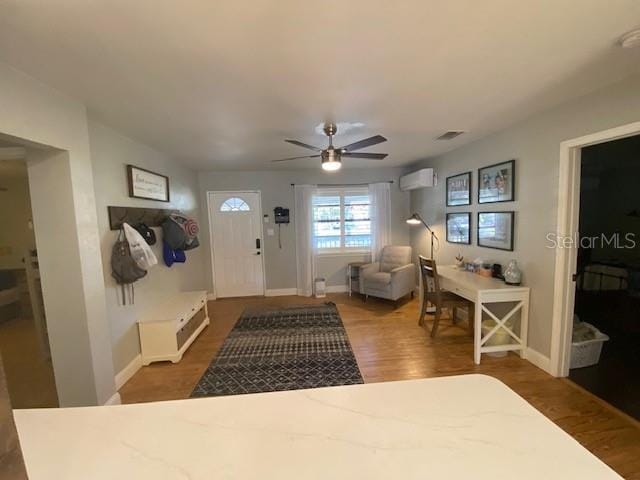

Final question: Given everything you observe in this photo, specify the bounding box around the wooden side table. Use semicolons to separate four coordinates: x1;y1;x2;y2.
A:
347;262;367;297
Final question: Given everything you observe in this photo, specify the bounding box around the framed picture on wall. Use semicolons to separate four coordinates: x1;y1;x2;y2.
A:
127;165;170;202
477;211;514;251
446;172;472;206
446;212;471;244
478;160;515;204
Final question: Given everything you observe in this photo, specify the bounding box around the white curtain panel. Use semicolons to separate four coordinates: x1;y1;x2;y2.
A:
369;182;391;261
294;184;317;296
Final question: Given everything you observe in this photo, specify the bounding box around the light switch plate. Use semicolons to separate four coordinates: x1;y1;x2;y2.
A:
267;228;275;236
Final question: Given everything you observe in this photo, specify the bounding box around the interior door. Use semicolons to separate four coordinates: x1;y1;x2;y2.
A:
210;192;264;297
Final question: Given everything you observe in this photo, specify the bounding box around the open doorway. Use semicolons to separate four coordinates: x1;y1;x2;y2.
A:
569;134;640;420
0;141;58;408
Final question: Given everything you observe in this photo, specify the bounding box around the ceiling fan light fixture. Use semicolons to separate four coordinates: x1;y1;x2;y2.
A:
321;148;342;171
321;157;342;171
321;161;341;171
273;122;387;170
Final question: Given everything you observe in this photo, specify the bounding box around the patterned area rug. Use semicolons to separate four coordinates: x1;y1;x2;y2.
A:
191;303;363;397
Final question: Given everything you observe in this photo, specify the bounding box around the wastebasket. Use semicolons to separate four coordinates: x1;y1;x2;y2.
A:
481;319;513;358
314;278;326;298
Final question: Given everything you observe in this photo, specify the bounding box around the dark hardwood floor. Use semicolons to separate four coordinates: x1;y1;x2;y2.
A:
120;293;640;479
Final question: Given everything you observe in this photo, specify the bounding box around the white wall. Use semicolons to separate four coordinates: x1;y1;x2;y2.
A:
0;60;116;406
198;168;410;293
0;174;36;270
89;120;206;373
407;73;640;358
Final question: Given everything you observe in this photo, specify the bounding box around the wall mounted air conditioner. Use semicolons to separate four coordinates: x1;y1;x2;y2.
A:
399;168;436;191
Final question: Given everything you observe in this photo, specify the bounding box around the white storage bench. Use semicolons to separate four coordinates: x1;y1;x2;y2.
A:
137;291;209;365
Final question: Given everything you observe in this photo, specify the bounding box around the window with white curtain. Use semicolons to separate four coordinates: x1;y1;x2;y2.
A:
312;188;371;253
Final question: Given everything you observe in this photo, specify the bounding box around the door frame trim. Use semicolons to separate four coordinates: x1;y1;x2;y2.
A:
206;190;267;298
550;121;640;377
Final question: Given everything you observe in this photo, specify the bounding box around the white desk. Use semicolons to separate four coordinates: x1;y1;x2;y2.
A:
422;265;530;364
14;375;619;479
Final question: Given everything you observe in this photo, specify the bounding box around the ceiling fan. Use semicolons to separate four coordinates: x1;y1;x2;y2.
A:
272;123;388;171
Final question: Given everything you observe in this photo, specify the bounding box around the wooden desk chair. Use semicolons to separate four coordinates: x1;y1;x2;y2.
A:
419;256;474;337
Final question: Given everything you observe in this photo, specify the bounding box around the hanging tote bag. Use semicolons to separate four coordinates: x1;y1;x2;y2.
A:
123;222;158;270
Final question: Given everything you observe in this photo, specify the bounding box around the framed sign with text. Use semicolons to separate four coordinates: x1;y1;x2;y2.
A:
127;165;170;202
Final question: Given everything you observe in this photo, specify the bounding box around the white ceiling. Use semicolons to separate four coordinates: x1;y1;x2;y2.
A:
0;1;639;171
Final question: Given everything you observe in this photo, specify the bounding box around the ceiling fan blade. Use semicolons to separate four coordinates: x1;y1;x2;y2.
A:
339;135;387;152
271;155;321;163
285;139;322;151
342;152;388;160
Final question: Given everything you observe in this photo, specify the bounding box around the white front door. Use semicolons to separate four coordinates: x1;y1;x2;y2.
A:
209;191;265;297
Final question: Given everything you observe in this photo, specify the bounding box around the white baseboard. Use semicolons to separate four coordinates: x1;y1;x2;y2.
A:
104;392;122;406
326;284;348;293
524;347;552;374
207;292;216;301
265;288;298;297
115;354;143;391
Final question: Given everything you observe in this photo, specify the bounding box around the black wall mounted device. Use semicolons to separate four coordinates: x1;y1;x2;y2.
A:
273;207;290;248
274;207;290;224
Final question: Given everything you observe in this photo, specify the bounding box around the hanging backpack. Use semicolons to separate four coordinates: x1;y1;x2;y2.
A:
162;213;200;251
111;228;147;305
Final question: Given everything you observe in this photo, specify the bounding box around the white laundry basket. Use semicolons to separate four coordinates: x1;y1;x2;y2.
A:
570;323;609;369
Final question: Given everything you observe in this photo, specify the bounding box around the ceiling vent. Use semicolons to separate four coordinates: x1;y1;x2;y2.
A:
436;131;465;141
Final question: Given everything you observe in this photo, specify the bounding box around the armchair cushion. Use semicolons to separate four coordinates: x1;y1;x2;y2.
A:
379;246;413;272
364;271;392;289
360;261;380;277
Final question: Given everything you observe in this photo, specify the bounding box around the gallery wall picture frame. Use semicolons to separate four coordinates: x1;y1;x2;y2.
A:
127;165;170;202
477;211;515;251
446;212;471;245
478;159;515;204
446;171;472;206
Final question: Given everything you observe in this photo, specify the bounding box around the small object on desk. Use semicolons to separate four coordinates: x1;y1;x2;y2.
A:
504;259;522;285
491;263;503;279
477;266;492;278
455;253;464;269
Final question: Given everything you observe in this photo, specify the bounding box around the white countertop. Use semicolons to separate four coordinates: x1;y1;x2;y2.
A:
14;375;619;479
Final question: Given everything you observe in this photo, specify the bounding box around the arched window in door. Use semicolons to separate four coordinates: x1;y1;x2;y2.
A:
220;197;250;212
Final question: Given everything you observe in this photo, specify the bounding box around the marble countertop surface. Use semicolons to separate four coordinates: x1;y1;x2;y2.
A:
14;375;620;479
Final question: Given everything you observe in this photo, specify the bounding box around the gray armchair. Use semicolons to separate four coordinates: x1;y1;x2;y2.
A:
361;246;416;303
